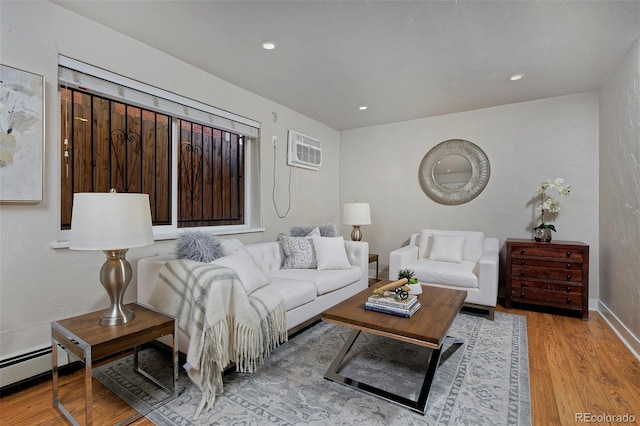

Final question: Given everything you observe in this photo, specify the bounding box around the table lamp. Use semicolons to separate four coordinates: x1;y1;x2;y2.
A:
69;190;154;326
343;202;371;241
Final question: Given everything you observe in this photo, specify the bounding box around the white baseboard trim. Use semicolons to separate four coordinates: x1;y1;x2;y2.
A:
597;301;640;361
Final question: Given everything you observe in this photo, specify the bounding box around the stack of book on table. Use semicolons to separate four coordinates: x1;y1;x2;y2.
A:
365;292;421;318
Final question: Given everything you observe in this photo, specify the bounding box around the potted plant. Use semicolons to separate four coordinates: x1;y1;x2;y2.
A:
533;178;571;242
397;268;422;295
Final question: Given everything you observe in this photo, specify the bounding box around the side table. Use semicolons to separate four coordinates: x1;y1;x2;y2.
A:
52;303;177;425
368;253;379;280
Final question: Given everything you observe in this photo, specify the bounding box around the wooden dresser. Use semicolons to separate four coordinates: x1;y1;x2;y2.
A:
505;239;589;320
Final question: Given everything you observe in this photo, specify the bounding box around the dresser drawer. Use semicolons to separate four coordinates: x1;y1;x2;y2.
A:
510;245;585;261
510;265;583;282
511;257;582;270
510;287;582;309
509;279;583;294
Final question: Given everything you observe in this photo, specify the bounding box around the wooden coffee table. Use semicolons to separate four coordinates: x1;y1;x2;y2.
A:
321;282;466;414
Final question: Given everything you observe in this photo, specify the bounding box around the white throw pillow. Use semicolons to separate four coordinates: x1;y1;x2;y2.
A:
419;230;485;262
460;231;485;263
219;238;245;257
305;227;321;238
428;234;467;263
211;248;270;293
312;236;351;270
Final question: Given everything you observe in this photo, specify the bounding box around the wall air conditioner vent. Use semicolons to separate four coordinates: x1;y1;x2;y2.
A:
287;130;322;171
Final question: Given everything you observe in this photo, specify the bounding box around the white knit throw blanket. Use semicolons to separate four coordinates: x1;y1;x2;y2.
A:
148;259;287;417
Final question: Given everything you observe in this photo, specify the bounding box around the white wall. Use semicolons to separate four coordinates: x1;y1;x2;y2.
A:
340;93;600;300
0;1;339;385
599;35;640;355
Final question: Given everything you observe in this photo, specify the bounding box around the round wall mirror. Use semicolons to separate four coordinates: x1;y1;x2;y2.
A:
432;154;472;190
419;139;490;205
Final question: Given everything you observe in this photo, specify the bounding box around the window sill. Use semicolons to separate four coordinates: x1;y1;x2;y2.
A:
50;226;266;249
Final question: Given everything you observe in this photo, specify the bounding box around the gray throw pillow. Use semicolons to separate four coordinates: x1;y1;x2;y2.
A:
290;223;337;237
175;231;223;263
280;235;317;269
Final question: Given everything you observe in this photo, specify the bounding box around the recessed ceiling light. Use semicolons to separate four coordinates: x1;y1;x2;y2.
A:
262;41;277;50
358;106;368;111
509;73;525;81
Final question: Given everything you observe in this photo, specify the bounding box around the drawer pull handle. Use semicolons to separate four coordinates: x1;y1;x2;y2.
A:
520;292;526;297
566;286;571;292
567;263;572;269
566;297;572;304
566;274;572;281
566;251;572;257
520;271;526;276
521;260;526;265
521;249;526;255
520;282;526;287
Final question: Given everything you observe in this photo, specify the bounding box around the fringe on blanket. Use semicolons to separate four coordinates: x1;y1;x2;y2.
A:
189;318;262;418
191;300;288;419
150;259;288;419
235;299;287;372
188;321;229;418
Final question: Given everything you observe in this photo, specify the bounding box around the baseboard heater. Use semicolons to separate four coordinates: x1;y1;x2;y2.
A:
0;346;73;396
0;346;51;370
0;341;170;396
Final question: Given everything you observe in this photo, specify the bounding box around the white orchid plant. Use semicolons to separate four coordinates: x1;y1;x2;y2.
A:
534;178;571;232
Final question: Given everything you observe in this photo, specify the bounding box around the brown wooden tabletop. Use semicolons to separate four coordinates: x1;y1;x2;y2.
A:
322;281;466;349
52;303;175;360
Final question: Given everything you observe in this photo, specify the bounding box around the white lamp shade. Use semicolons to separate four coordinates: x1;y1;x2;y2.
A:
343;203;371;225
69;192;154;250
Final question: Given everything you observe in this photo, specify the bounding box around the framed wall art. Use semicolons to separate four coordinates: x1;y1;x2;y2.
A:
0;64;45;202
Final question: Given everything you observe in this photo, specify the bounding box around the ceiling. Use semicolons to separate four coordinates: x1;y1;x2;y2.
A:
52;1;640;131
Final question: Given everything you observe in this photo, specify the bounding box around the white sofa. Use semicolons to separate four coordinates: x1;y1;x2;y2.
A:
389;229;498;319
137;239;369;352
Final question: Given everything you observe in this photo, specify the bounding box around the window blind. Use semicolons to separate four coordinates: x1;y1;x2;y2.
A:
58;55;260;138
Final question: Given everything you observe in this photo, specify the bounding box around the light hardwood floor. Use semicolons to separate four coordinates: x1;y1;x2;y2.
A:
1;306;639;425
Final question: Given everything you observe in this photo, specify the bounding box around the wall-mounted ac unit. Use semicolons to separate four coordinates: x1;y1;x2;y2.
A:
287;130;322;171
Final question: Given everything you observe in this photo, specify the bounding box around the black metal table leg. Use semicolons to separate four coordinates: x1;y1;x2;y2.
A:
324;331;462;414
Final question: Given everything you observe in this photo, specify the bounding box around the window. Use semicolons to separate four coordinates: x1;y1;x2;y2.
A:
177;120;244;228
58;56;260;237
60;88;172;229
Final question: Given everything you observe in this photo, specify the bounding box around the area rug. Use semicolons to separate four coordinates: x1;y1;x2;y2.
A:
93;311;530;425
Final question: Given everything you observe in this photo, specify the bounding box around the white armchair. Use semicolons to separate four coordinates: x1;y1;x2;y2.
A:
389;229;499;319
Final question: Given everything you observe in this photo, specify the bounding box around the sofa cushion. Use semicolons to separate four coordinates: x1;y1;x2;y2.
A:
428;234;466;263
211;248;270;293
244;241;285;276
265;278;317;311
418;230;485;263
270;266;361;295
312;236;351;270
409;259;478;289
